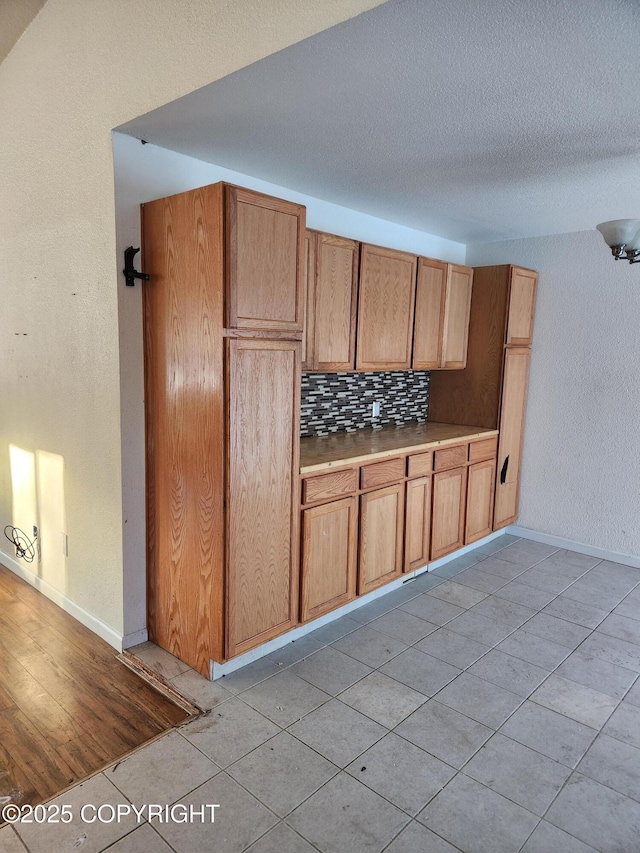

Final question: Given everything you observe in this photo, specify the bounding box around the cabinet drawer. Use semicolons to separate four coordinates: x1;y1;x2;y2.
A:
468;437;498;462
433;444;468;471
360;457;404;490
407;451;433;478
303;468;357;504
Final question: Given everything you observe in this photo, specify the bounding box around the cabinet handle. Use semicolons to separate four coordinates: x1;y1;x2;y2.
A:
500;455;509;485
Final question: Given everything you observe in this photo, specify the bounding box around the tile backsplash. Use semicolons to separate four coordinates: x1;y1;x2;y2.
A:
300;371;430;437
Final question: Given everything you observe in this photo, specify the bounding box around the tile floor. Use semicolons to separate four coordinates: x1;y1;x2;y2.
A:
3;534;640;852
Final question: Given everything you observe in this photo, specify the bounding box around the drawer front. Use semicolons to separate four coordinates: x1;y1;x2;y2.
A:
360;457;404;490
433;444;468;471
407;451;433;478
468;437;498;462
303;468;357;504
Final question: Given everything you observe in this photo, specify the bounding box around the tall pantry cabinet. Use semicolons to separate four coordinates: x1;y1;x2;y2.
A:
142;183;305;675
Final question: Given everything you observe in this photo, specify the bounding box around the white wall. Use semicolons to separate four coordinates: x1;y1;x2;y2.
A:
0;0;386;646
114;132;466;640
467;231;640;559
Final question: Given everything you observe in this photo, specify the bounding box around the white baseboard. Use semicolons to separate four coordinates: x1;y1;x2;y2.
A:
122;629;148;649
0;548;123;651
507;525;640;569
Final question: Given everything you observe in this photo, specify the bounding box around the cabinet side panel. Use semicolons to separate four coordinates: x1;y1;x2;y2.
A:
142;184;225;675
227;339;300;656
494;347;531;528
301;229;317;369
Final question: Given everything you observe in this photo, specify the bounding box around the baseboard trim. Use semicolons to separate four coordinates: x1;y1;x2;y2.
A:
507;525;640;569
0;548;123;650
122;629;149;649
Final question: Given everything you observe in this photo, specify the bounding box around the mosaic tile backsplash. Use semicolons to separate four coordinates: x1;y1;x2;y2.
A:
300;371;430;437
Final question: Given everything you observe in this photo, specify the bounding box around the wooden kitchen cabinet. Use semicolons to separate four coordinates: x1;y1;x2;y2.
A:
413;259;473;370
494;347;531;528
442;264;473;369
356;244;417;370
506;267;537;346
465;459;496;543
313;232;359;371
405;475;432;572
358;483;404;593
431;467;467;560
302;229;317;369
300;497;358;622
226;185;306;332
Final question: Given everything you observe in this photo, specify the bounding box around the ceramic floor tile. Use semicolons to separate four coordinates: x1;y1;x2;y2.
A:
499;700;597;767
520;820;598;853
414;627;492;670
153;772;278;853
332;625;407;668
541;597;608;629
180;697;279;768
306;615;361;645
383;821;461;853
106;730;218;805
227;731;336;817
0;828;26;853
602;701;640;749
426;580;488;609
132;643;191;679
263;636;325;669
348;596;398;624
291;646;372;696
345;732;455;816
338;670;427;728
411;569;450;587
170;669;232;711
555;649;638;699
532;556;593;582
104;825;175;852
240;670;331;726
399;595;465;626
597;613;640;646
624;678;640;707
431;551;482;576
395;700;492;769
530;674;618;729
368;609;438;645
472;534;521;556
469;556;529;580
496;541;558;566
521;613;591;649
287;699;386;767
543;550;601;570
469;596;536;628
453;566;510;594
286;772;409;853
578;632;640;673
466;649;548;697
445;611;515;646
417;773;538;853
496;628;571;670
613;598;640;623
577;733;640;802
546;773;640;853
244;822;317;853
516;567;574;594
379;648;461;697
464;732;571;815
588;560;640;587
434;672;523;728
561;578;630;612
219;657;283;694
493;580;556;610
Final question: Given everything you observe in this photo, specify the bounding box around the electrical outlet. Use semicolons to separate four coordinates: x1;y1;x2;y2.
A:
32;525;38;538
372;401;381;417
62;533;68;557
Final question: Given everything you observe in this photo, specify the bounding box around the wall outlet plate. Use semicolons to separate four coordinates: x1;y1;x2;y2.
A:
372;401;381;417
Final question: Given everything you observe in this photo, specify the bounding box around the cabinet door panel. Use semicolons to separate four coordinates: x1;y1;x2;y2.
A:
356;245;417;370
301;498;357;622
302;229;317;369
441;265;473;369
466;460;496;544
507;268;537;346
358;484;404;594
227;339;300;657
405;476;432;573
226;186;305;331
431;468;467;560
314;234;359;370
413;258;446;369
494;347;530;528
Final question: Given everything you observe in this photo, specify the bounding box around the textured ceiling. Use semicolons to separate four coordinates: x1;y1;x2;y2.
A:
0;0;47;65
118;0;640;244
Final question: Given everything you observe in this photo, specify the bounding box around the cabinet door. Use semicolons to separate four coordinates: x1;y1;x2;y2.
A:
413;257;447;369
431;467;467;560
226;186;305;332
441;264;473;369
301;498;357;622
494;347;531;529
405;476;432;573
314;233;359;370
465;460;496;544
356;245;417;370
506;267;537;346
226;338;300;657
358;484;404;594
302;229;317;369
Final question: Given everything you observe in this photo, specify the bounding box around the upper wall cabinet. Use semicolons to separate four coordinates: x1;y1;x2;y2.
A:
413;259;473;370
225;186;306;332
301;229;316;369
356;244;417;370
314;233;360;371
506;267;537;346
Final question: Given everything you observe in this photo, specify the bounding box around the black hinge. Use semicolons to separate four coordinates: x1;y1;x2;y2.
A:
123;246;150;287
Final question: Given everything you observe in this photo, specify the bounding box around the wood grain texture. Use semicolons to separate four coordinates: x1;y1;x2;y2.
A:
441;264;473;369
407;451;433;478
300;497;358;622
507;267;537;346
142;183;225;675
413;257;447;369
358;484;404;594
0;564;185;809
302;229;317;369
466;459;496;543
356;244;417;370
469;436;498;462
313;232;360;370
226;185;305;331
433;444;468;472
360;457;405;490
405;476;432;573
226;338;301;657
431;467;468;560
302;468;358;505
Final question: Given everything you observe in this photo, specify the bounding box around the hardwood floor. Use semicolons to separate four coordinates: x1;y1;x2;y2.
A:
0;563;187;808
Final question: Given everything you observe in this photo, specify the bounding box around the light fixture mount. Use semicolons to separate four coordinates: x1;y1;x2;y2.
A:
596;220;640;264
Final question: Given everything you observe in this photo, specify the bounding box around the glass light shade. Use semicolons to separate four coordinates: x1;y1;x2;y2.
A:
596;219;640;248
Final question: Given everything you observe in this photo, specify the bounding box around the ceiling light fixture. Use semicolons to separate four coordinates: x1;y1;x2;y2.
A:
596;220;640;264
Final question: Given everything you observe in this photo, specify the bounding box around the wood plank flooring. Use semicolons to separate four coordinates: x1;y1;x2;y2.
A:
0;563;187;808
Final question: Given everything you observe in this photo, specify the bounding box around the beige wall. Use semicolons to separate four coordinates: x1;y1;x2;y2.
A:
0;0;386;642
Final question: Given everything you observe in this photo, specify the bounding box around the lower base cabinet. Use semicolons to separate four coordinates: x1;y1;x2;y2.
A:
358;484;404;594
466;459;496;543
300;497;358;622
431;467;468;560
405;475;432;572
